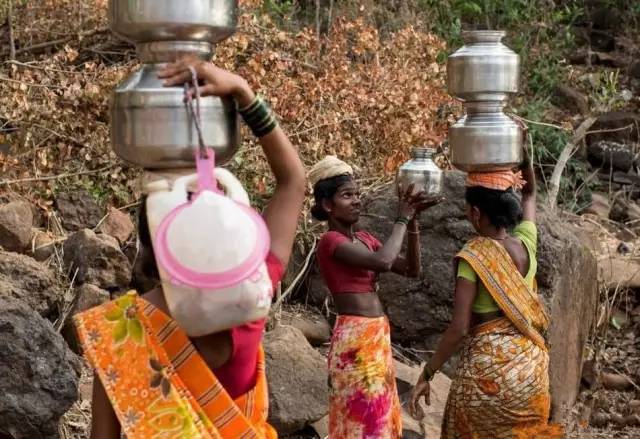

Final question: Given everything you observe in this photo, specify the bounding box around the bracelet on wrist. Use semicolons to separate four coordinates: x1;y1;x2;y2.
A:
423;364;436;382
238;95;279;138
395;217;410;226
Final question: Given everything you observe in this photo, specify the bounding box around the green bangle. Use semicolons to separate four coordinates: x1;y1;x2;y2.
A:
395;217;410;226
238;95;279;138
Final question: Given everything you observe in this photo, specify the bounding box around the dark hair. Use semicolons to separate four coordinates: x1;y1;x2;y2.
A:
311;174;353;221
132;196;160;290
465;186;522;231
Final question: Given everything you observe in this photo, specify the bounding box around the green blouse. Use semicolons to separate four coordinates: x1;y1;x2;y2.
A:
456;221;538;314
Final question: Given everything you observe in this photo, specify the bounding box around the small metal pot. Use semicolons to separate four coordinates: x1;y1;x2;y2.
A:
111;65;239;169
108;0;237;44
396;148;443;195
447;30;520;102
449;102;523;172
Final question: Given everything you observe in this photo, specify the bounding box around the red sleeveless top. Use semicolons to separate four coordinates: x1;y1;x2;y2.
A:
212;252;283;398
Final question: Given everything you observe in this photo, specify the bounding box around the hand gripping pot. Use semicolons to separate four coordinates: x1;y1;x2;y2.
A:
149;149;272;336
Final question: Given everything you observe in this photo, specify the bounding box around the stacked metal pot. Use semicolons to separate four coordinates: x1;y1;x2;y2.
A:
447;30;523;172
108;0;239;169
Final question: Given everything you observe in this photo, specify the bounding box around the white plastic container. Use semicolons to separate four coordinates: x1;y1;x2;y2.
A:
144;152;272;336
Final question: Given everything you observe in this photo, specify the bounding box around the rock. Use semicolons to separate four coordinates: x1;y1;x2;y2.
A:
55;190;103;232
63;229;132;290
328;171;598;421
310;416;328;439
62;284;110;353
0;200;34;253
0;296;80;439
586;112;640;147
553;84;589;115
394;360;451;438
0;250;62;317
630;400;640;415
587;141;635;172
72;283;111;313
31;230;56;262
97;207;134;244
279;309;331;347
583;192;611;218
265;325;328;434
590;411;610;428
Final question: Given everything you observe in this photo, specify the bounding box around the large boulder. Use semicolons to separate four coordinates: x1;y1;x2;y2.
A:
0;200;34;253
264;325;328;434
587;140;635;172
0;296;80;439
0;250;63;318
54;190;103;232
307;171;598;421
63;229;132;290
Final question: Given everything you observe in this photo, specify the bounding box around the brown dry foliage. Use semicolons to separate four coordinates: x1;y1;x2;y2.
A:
0;0;453;216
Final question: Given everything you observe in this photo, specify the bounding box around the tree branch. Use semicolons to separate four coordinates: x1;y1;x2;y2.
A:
547;117;597;210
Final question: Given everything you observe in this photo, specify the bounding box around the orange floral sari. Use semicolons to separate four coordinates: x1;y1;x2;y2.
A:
442;238;564;439
74;291;276;438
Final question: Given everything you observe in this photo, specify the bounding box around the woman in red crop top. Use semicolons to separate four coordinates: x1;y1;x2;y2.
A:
309;156;441;438
87;58;306;438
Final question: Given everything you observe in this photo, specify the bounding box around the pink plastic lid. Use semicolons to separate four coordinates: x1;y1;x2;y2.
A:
154;149;270;289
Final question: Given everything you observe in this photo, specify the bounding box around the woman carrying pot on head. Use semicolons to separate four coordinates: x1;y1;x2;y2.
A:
74;57;306;439
309;156;442;438
408;149;564;438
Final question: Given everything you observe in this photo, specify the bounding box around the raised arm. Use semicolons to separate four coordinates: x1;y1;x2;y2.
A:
333;186;418;273
159;57;306;267
520;146;536;223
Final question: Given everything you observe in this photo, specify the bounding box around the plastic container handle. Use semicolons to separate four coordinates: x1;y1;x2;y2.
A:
172;169;249;206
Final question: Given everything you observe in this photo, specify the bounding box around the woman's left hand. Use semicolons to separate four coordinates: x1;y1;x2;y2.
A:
408;379;431;420
157;55;254;106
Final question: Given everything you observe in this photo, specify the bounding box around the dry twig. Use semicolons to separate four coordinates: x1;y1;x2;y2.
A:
0;164;116;186
548;117;597;209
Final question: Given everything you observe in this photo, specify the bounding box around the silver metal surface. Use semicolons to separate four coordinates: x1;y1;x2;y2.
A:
136;41;213;64
447;30;520;102
111;65;240;169
449;102;523;172
108;0;237;44
396;148;443;195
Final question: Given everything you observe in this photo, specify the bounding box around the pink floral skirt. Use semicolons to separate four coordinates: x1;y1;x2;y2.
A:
328;315;402;439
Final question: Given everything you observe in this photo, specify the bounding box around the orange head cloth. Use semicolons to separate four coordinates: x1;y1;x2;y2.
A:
466;170;525;191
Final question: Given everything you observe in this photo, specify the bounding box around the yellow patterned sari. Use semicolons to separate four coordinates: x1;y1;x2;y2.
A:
442;238;564;439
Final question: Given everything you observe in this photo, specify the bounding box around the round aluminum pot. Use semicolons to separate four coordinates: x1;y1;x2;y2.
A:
396;148;443;195
447;30;520;102
111;65;239;169
449;102;522;172
108;0;237;44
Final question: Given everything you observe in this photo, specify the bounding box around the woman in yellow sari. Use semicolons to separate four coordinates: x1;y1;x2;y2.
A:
408;150;563;438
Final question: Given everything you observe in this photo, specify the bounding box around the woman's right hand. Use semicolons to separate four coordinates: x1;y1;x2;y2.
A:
157;55;255;107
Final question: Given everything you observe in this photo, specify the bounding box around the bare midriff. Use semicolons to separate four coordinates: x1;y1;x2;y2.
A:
333;292;385;318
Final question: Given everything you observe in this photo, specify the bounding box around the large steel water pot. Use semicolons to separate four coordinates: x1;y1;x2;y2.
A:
396;148;443;195
111;65;239;169
449;102;523;172
109;0;237;44
447;30;520;102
